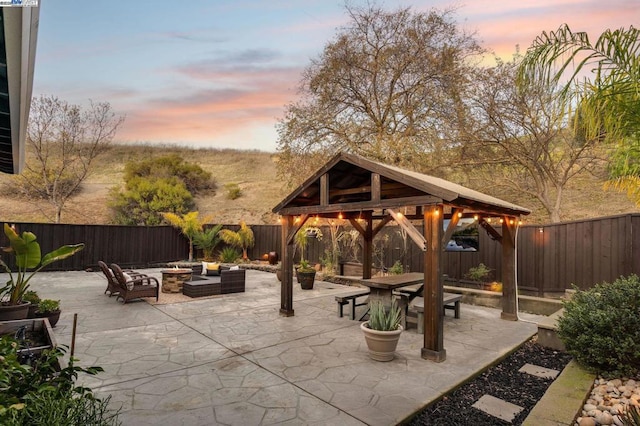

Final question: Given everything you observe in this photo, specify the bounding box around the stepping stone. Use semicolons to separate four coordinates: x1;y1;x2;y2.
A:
472;394;524;423
519;363;560;379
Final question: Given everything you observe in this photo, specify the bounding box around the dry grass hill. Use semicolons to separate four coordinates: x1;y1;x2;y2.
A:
0;143;637;226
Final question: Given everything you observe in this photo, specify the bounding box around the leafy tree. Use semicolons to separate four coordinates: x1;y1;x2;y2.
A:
109;177;194;225
518;25;640;204
13;95;124;223
193;224;224;261
455;55;602;222
162;212;213;262
219;221;255;261
110;155;212;225
124;154;213;193
276;4;483;186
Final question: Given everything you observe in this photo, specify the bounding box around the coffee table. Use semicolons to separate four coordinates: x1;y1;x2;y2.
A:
182;276;221;298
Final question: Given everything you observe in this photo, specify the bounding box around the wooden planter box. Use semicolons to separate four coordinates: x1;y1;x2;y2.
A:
0;318;57;358
339;262;381;277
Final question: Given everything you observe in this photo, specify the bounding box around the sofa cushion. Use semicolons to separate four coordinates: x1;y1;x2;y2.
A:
202;262;221;276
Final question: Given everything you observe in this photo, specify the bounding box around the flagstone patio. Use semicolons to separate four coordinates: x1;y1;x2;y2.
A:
23;268;543;425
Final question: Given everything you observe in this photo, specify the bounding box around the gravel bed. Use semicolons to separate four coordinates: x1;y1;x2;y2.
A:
408;338;573;425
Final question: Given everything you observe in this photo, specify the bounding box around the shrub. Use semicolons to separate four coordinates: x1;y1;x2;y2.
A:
557;275;640;377
224;182;242;200
219;247;240;263
464;263;492;281
388;260;404;275
37;299;60;313
21;291;40;305
0;336;120;424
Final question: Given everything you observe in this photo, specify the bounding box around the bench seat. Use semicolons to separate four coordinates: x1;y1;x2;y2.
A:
408;292;462;333
335;289;370;320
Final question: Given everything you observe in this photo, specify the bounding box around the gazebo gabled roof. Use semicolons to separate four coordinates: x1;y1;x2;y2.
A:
273;151;530;218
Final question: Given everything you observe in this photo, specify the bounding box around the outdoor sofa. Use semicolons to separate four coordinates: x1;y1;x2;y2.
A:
183;264;246;297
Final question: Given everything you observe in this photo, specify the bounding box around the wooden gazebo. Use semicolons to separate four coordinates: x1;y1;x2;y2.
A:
272;152;530;362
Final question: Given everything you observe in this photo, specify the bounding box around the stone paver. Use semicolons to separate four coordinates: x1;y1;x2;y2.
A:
519;363;560;380
16;268;543;425
472;394;524;423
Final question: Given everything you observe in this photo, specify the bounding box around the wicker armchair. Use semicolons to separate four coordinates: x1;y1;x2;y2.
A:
98;261;146;297
110;263;159;304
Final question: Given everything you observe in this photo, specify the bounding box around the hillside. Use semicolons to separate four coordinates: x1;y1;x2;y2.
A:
0;143;637;225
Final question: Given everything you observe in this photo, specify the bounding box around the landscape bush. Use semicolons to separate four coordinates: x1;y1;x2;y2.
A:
0;336;120;424
224;182;242;200
557;274;640;377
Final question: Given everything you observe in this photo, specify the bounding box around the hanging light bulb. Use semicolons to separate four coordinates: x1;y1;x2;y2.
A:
338;212;343;220
473;214;479;221
457;212;462;218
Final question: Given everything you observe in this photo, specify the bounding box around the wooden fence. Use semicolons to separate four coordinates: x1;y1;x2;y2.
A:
2;214;639;295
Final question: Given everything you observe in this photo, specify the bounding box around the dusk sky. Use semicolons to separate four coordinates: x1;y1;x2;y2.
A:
33;0;638;152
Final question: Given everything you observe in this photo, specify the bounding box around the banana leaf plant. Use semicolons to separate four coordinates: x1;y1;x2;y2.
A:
0;224;84;305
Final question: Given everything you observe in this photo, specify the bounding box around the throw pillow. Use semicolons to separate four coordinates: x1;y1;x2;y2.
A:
122;272;134;290
201;261;208;276
229;265;240;270
206;262;220;276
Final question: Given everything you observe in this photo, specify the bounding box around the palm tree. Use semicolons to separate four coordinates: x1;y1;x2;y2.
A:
193;224;223;261
518;24;640;203
518;24;639;141
162;211;212;262
219;221;255;261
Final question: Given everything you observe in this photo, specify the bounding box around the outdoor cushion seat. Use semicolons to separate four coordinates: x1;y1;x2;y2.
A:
110;263;159;304
98;260;145;297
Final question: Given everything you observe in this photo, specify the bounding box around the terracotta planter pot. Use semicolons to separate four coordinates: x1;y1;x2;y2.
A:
0;302;31;321
360;322;403;361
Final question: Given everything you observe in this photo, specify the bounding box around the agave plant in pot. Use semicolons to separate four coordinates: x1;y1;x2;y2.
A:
0;224;84;321
361;298;403;361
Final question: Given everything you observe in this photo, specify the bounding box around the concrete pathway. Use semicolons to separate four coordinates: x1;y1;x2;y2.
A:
23;269;543;426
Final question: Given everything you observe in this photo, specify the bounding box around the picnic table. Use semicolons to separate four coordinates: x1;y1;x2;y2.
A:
359;272;424;326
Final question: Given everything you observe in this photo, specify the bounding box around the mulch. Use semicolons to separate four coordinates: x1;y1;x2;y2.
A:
408;338;573;425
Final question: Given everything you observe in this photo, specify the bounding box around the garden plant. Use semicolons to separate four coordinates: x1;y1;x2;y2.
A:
558;274;640;377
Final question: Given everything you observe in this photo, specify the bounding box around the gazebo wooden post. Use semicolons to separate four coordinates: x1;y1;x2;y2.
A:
362;211;373;279
501;218;518;321
422;204;446;362
280;215;295;317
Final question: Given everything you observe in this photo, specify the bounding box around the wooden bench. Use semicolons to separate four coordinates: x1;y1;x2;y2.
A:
335;289;370;320
409;293;463;333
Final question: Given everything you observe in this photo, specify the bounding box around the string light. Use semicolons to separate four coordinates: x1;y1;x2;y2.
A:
473;214;479;221
509;219;515;225
457;212;462;218
434;209;439;217
486;218;491;223
338;212;343;220
499;218;504;224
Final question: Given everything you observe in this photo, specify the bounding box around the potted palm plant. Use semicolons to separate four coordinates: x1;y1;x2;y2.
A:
0;223;84;321
360;298;403;361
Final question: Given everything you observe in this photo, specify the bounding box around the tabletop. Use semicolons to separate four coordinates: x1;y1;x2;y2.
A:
360;272;424;290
